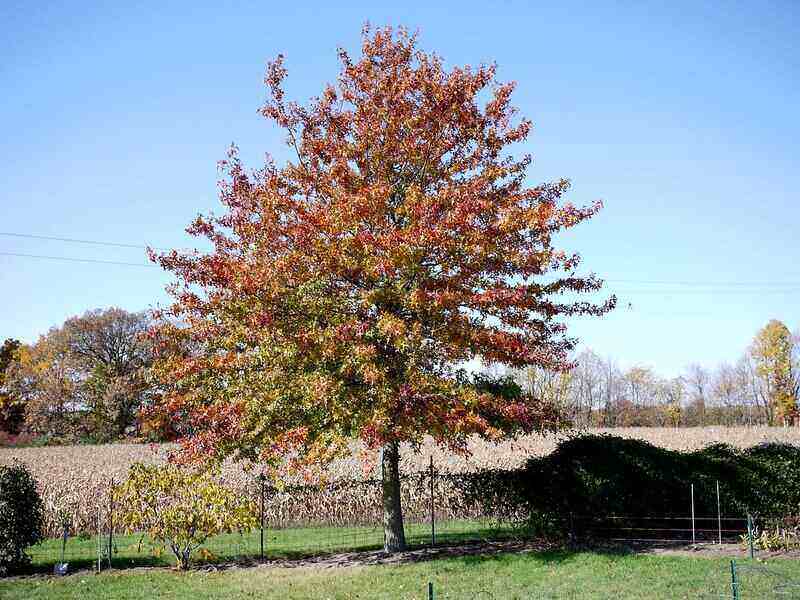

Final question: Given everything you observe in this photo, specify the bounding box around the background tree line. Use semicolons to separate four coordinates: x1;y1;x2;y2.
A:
0;308;162;444
0;310;797;445
512;319;799;428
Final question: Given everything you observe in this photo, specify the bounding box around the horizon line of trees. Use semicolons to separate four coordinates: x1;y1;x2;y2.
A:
0;308;160;444
0;308;797;445
511;319;799;428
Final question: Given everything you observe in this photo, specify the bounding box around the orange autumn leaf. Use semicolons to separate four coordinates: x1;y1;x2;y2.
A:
148;25;615;471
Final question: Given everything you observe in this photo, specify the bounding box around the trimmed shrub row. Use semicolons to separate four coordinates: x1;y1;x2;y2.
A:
460;434;800;535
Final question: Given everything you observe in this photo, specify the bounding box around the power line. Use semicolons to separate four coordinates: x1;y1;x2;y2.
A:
614;289;800;295
2;252;799;296
0;252;795;324
0;252;158;268
2;231;800;291
0;231;167;250
607;278;800;287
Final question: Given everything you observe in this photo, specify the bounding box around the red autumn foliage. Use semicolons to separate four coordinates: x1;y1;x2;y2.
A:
149;26;615;473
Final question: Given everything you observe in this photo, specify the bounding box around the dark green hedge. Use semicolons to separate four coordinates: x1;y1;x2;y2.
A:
459;434;800;535
0;463;44;576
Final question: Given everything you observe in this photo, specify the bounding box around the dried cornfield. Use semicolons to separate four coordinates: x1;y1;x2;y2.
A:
2;427;798;538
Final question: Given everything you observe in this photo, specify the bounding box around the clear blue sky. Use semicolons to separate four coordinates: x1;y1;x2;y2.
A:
1;1;798;377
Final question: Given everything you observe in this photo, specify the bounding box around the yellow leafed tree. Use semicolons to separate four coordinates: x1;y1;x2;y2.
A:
750;320;799;425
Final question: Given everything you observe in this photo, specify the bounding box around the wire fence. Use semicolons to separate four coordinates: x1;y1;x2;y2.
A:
21;461;796;599
570;514;749;544
25;463;516;573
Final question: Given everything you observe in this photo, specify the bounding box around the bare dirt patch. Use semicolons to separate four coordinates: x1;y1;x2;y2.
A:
640;541;800;560
251;539;551;570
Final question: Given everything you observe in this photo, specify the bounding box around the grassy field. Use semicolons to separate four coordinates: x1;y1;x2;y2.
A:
3;427;799;538
24;520;509;573
3;550;799;599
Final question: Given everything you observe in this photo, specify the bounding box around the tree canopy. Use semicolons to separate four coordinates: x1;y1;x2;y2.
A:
751;319;799;424
150;26;614;550
0;339;24;434
5;308;154;441
151;26;614;467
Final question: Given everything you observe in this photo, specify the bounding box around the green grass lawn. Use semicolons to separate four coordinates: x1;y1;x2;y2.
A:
2;550;799;599
6;520;799;598
23;519;511;573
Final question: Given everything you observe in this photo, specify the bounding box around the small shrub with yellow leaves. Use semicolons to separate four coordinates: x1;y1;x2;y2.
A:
113;463;256;569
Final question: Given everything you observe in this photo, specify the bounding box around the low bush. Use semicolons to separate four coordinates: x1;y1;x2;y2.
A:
113;463;257;569
0;463;44;575
745;516;800;551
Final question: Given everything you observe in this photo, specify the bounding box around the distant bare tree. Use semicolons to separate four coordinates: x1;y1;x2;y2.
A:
570;350;605;426
683;364;709;427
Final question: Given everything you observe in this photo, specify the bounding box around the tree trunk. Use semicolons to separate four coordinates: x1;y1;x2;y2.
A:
381;441;406;553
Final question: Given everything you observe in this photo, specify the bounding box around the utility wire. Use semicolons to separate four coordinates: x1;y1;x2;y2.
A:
1;251;799;296
0;231;168;251
0;252;158;268
613;289;800;295
606;278;800;287
2;231;800;291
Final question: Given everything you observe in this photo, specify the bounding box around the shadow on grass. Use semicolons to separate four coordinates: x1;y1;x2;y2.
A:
18;553;167;576
17;525;690;578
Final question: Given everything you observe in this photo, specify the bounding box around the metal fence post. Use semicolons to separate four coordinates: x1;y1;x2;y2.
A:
747;513;754;559
108;478;114;568
60;520;68;571
691;483;696;544
730;560;739;600
96;507;102;573
716;480;722;545
259;473;266;560
430;456;436;547
428;581;434;600
569;512;575;542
